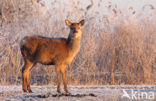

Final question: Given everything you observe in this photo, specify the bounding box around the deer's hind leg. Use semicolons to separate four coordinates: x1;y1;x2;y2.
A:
22;59;34;93
56;67;61;93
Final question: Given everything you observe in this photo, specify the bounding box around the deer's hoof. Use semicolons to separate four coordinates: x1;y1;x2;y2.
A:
57;89;61;93
23;89;27;92
28;89;33;93
65;92;71;96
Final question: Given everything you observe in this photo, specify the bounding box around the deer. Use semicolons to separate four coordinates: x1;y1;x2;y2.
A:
20;19;85;93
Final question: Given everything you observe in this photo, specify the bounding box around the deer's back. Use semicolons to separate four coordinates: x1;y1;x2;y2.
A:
20;36;74;65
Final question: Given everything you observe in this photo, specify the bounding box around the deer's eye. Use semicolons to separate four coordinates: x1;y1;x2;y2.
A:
71;27;75;30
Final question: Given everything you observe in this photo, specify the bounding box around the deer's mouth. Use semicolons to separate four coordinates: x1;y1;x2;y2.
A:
74;30;78;33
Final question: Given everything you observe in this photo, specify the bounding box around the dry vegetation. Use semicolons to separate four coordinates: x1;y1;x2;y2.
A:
0;0;156;85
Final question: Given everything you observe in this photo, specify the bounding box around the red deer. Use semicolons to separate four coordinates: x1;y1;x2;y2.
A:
20;19;85;93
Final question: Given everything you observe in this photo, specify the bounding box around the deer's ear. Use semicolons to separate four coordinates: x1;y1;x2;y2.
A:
65;19;72;26
79;19;85;26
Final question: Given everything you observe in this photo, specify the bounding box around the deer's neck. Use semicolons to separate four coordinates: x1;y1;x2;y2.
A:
67;31;82;51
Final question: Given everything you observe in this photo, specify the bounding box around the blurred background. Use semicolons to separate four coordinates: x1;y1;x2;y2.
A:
0;0;156;85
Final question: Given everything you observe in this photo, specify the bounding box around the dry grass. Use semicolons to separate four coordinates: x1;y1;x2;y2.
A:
0;0;156;85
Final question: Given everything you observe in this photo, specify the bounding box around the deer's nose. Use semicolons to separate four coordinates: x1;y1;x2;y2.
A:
73;29;78;33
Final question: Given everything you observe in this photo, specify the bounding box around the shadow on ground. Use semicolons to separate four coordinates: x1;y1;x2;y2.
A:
24;93;97;98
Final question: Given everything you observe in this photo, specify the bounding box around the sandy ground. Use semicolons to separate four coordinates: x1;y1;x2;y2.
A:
0;85;156;101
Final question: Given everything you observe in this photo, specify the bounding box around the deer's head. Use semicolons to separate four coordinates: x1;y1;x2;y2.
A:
65;19;85;39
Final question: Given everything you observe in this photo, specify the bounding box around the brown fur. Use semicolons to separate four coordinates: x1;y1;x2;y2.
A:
20;19;85;93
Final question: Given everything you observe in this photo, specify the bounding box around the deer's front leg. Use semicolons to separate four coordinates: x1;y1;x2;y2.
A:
61;66;68;93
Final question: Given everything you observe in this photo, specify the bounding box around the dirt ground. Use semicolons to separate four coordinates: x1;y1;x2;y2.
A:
0;85;156;101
